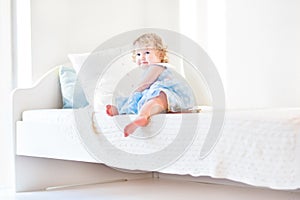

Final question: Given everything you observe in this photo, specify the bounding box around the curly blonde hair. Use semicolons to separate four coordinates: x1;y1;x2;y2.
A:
132;33;168;63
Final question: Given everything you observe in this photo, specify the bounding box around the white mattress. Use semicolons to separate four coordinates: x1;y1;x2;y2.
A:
17;108;300;189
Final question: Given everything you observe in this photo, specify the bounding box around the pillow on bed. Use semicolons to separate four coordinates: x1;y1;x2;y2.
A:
67;49;137;112
58;66;89;109
67;48;123;74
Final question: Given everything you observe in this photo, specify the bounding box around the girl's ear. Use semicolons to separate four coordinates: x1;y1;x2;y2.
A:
160;50;168;63
156;50;165;62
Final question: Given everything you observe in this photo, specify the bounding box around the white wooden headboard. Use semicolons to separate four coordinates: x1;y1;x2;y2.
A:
12;66;62;128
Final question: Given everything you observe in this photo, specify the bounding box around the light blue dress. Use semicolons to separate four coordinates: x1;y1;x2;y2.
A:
116;64;195;114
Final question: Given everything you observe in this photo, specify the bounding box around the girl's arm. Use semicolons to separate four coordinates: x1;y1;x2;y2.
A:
134;64;165;92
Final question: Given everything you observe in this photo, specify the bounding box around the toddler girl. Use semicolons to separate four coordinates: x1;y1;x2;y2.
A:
106;33;195;137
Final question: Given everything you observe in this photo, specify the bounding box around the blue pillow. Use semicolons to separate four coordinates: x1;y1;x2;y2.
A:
59;66;89;108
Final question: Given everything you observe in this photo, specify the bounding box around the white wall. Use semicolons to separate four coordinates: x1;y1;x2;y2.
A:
179;0;208;50
226;0;300;108
179;0;300;109
144;0;180;31
31;0;181;82
31;0;144;81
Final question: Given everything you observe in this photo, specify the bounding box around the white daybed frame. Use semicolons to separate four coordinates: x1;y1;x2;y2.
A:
12;67;299;196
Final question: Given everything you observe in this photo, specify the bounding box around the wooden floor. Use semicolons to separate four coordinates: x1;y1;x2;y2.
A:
1;178;299;200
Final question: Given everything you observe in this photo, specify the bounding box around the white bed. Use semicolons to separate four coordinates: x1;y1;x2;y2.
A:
16;107;300;190
12;66;300;193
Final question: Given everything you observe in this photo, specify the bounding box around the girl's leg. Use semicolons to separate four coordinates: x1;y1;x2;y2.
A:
106;105;119;116
124;92;168;137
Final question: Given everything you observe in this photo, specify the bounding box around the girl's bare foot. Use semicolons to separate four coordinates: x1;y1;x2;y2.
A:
124;116;149;137
106;105;119;116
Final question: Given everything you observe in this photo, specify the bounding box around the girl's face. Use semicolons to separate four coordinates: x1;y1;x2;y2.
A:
135;48;161;66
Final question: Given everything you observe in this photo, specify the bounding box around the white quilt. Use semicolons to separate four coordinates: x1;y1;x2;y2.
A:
20;108;300;189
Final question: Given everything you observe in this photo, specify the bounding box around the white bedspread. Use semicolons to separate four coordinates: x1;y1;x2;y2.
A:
19;108;300;189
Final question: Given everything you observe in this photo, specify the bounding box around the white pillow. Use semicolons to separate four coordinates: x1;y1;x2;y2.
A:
68;50;137;112
67;47;127;74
